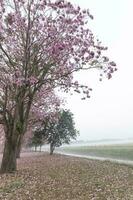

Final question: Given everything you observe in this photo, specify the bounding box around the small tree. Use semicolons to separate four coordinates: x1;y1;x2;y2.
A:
41;110;78;155
28;129;44;152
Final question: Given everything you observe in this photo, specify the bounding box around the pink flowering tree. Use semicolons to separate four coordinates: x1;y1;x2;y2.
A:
16;88;61;158
0;0;116;173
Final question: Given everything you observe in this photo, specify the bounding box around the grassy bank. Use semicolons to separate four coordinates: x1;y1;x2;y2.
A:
61;144;133;160
0;152;133;199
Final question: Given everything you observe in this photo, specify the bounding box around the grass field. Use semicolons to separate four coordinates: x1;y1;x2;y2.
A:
61;144;133;160
0;152;133;200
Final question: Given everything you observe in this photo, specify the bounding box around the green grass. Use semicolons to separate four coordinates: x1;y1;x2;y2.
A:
61;144;133;160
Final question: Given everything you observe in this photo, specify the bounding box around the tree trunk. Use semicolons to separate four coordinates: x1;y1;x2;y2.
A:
16;141;21;158
35;146;37;152
16;135;23;158
0;92;33;174
50;143;55;155
40;145;42;152
0;134;19;173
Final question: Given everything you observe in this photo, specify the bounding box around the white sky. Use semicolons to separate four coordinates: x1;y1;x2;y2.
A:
65;0;133;141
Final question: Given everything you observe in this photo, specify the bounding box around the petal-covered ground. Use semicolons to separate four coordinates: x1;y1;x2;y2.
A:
0;152;133;200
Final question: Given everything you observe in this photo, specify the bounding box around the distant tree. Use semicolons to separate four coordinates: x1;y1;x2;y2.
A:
28;129;44;152
42;110;79;155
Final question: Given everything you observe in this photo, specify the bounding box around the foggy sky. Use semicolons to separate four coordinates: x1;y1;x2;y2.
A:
65;0;133;140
